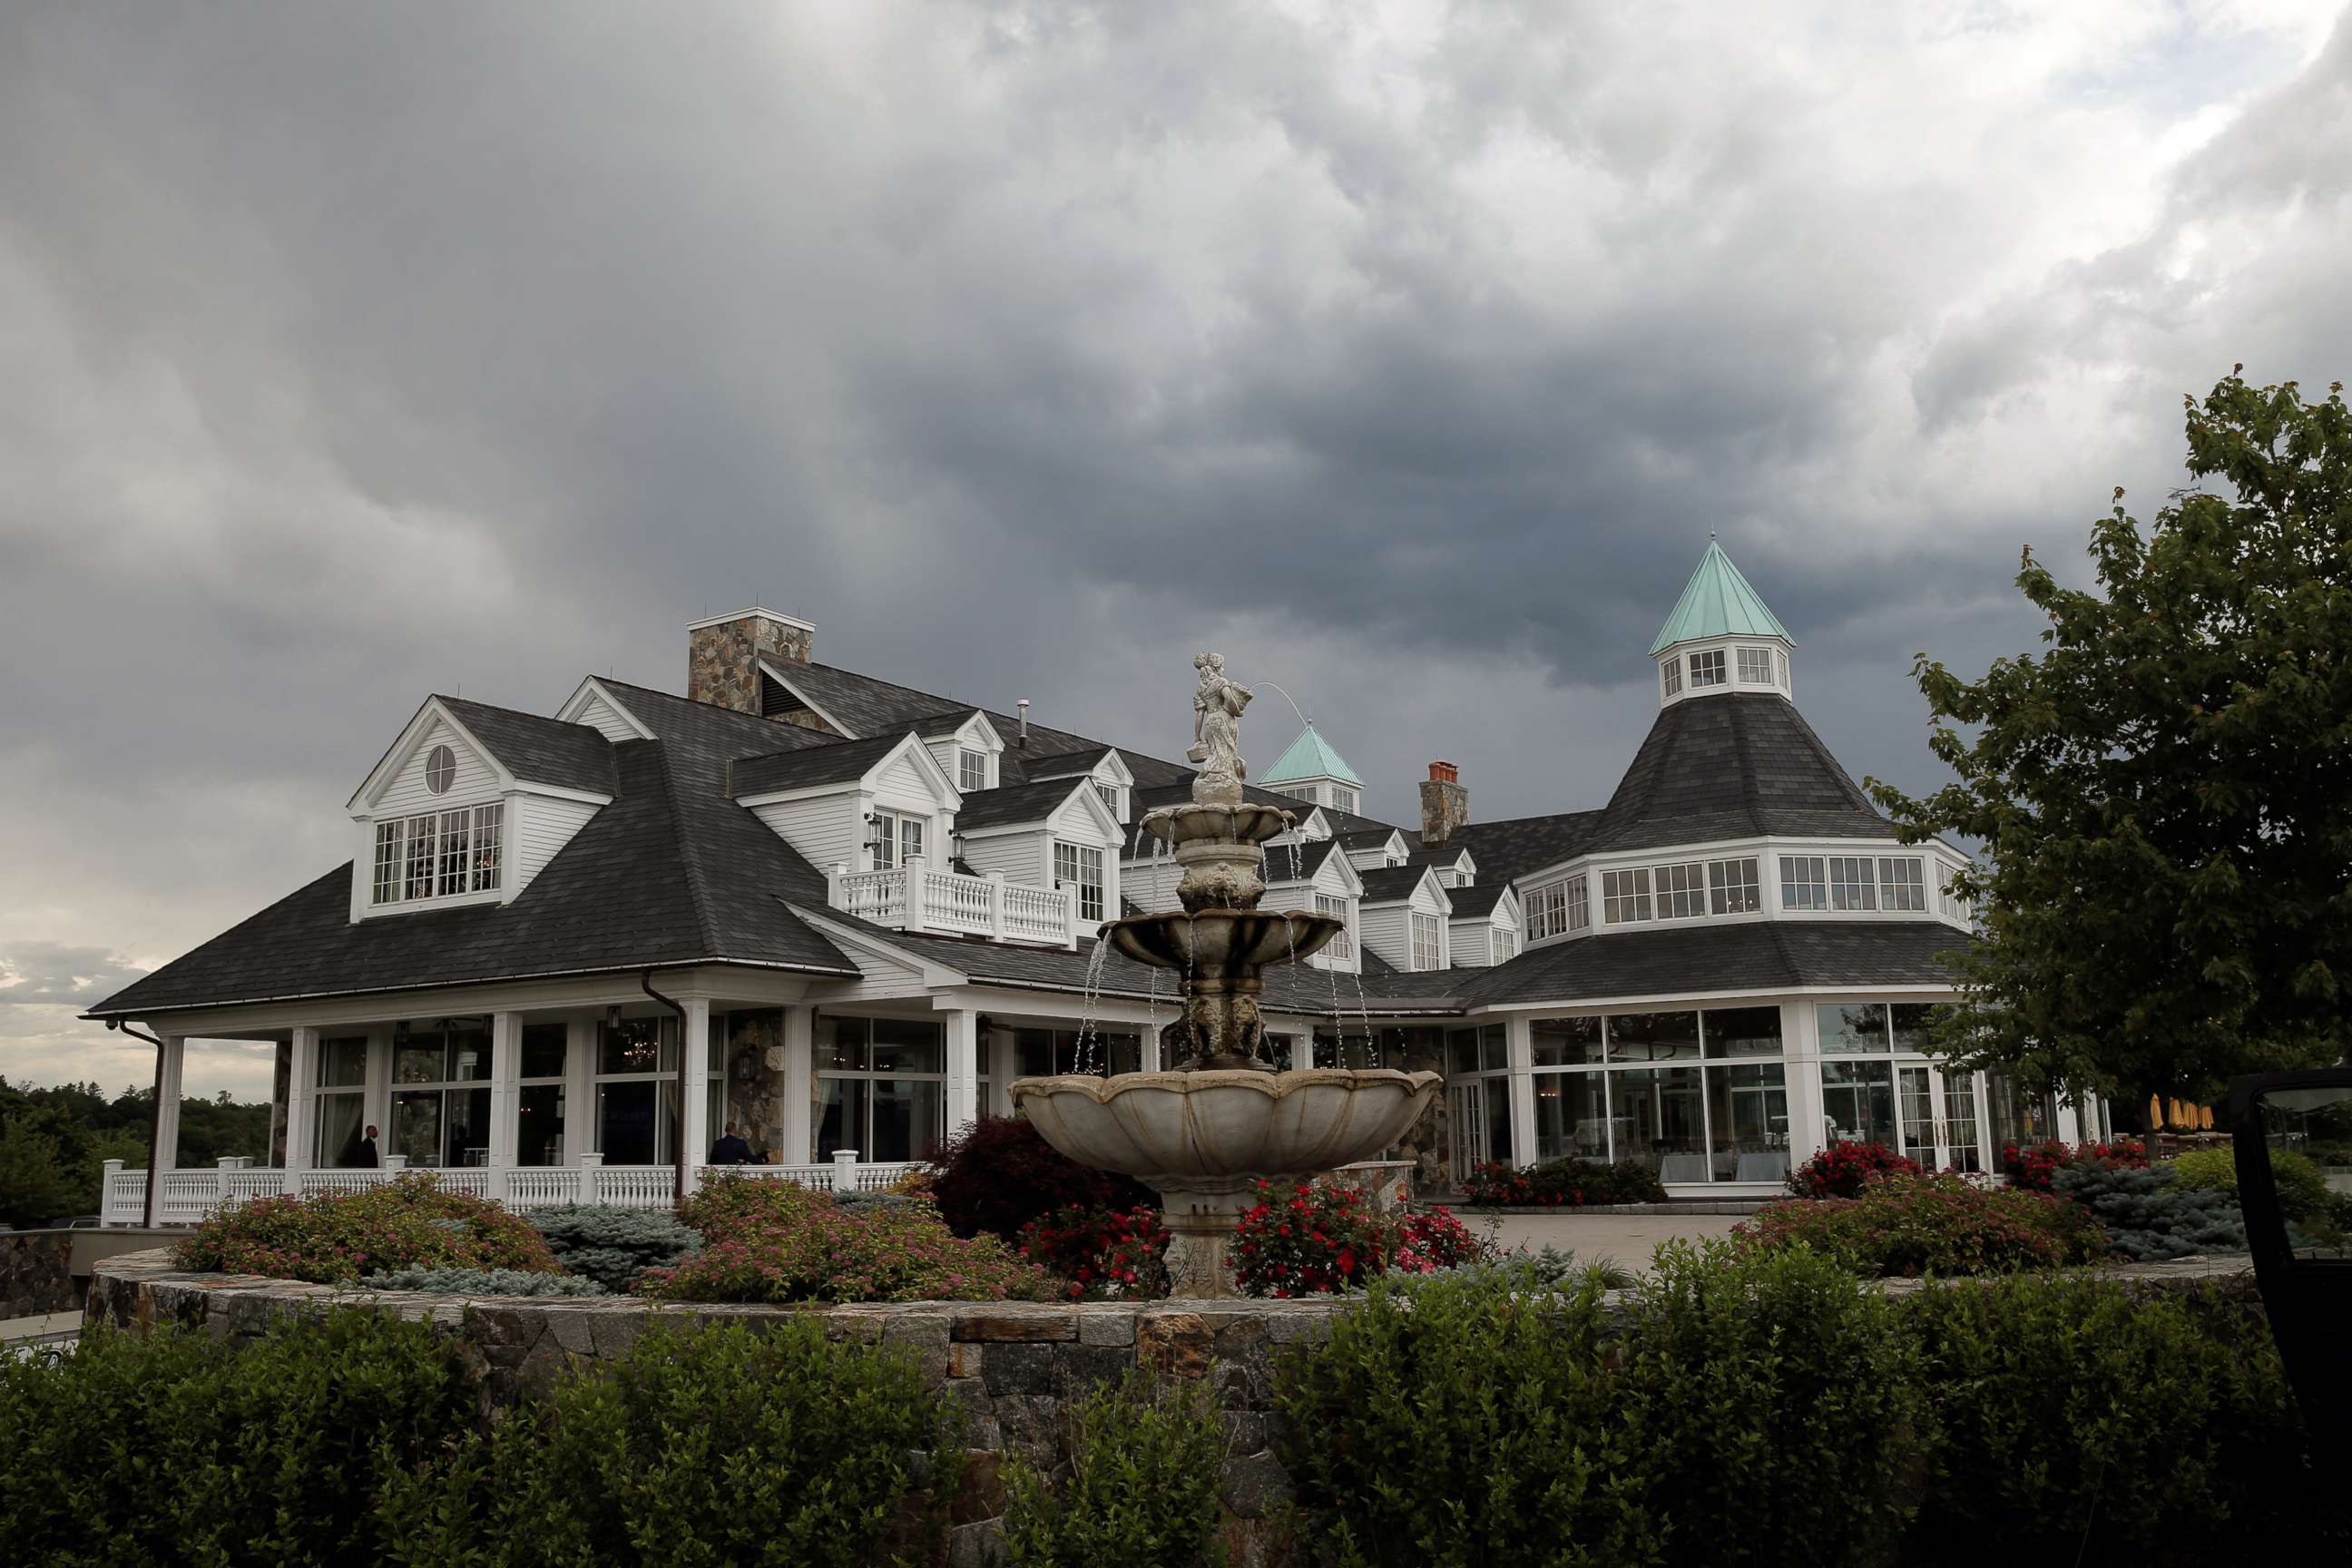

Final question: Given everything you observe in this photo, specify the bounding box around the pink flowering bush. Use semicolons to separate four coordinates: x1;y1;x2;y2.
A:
642;1176;1054;1304
1787;1142;1925;1199
170;1173;559;1284
2001;1136;2147;1191
1738;1172;2105;1278
1017;1203;1171;1299
1230;1181;1491;1297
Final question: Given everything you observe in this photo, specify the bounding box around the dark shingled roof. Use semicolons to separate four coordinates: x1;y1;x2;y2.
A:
1357;865;1446;906
436;696;622;796
1442;880;1512;918
1442;811;1602;887
956;778;1097;833
1581;693;1896;852
1264;838;1343;882
1022;745;1113;779
1338;827;1405;852
731;732;916;798
1460;919;1969;1005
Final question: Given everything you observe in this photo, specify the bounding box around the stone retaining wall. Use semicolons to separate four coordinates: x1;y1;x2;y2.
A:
4;1230;79;1319
84;1250;2257;1566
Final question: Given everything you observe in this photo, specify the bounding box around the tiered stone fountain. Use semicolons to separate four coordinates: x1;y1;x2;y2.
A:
1010;653;1440;1297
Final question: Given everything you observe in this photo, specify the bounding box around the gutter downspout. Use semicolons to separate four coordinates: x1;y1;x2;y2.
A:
106;1020;169;1230
641;972;691;1205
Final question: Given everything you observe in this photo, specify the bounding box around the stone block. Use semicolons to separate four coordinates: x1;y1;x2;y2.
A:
948;1520;1008;1568
882;1310;953;1348
981;1341;1059;1397
950;1450;1007;1526
1219;1449;1294;1519
1221;1410;1268;1455
1057;1343;1133;1391
1137;1311;1212;1379
947;1341;984;1379
1077;1308;1136;1346
952;1307;1077;1342
993;1394;1062;1455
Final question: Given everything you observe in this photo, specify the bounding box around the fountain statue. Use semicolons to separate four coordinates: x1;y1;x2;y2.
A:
1009;654;1441;1297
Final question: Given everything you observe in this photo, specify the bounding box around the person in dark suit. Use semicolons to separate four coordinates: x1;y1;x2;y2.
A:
351;1124;380;1168
708;1122;754;1165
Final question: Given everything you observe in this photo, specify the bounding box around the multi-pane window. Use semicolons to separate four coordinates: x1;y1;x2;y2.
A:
818;1014;946;1162
1602;867;1652;925
1654;861;1705;918
1939;873;1968;922
1528;1008;1790;1184
312;1036;370;1167
1708;857;1760;914
1054;841;1104;922
404;813;438;900
1316;893;1353;960
1779;855;1828;911
1331;786;1359;815
375;804;503;907
1094;781;1120;817
870;810;926;870
1564;874;1590;930
1526;881;1568;939
516;1023;570;1167
1492;929;1517;964
596;1016;679;1165
391;1017;492;1168
372;821;404;905
1776;650;1790;689
436;808;471;896
471;805;503;891
1410;912;1443;970
1738;647;1774;683
1878;856;1926;911
1828;856;1877;910
957;748;986;793
1689;650;1727;688
1661;658;1683;698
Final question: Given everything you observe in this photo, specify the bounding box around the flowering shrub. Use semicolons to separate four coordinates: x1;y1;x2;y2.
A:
1739;1172;2104;1278
1230;1183;1492;1297
1787;1142;1923;1199
1459;1157;1666;1208
1017;1203;1171;1299
642;1189;1054;1304
2000;1137;2147;1191
171;1174;559;1284
929;1114;1156;1241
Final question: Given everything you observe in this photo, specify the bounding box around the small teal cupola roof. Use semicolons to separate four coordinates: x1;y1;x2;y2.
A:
1261;722;1367;815
1651;539;1792;655
1650;539;1796;707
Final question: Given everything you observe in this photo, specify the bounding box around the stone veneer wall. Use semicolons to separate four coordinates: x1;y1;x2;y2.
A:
4;1230;79;1318
686;613;814;714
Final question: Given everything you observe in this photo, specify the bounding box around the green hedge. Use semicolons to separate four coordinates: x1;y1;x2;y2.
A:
1001;1372;1228;1568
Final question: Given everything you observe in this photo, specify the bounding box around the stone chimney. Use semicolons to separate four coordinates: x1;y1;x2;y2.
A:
687;609;815;715
1419;760;1467;847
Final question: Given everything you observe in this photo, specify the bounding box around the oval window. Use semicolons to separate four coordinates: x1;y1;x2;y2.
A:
425;744;456;795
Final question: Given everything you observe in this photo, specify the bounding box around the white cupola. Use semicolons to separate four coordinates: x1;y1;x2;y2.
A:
1650;538;1794;707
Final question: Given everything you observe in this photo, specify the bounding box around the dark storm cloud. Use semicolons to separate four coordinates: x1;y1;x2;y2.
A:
3;1;2347;1093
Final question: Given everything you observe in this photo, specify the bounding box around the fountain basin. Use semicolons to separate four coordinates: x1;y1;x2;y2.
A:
1104;908;1343;976
1139;801;1295;848
1010;1068;1443;1296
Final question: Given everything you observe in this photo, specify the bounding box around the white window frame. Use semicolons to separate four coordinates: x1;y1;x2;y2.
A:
1689;650;1727;688
1493;928;1517;964
372;820;405;906
1565;873;1590;931
1054;840;1105;922
1655;860;1706;919
869;809;926;871
1316;892;1353;960
1602;867;1652;925
1662;659;1682;699
1708;856;1760;915
1331;785;1359;816
1093;780;1121;818
1737;647;1773;684
1410;911;1443;971
373;801;502;908
957;748;987;793
1878;856;1926;912
1777;650;1790;690
1526;880;1568;939
1828;855;1877;911
1780;855;1828;912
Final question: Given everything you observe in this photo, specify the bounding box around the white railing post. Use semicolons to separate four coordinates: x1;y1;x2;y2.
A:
383;1153;408;1174
1065;883;1083;949
828;862;847;911
486;1163;511;1206
831;1149;858;1194
903;854;926;933
102;1160;124;1227
579;1150;603;1205
985;871;1006;941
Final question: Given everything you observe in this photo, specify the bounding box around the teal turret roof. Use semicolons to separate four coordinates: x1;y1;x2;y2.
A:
1649;540;1793;656
1261;723;1364;787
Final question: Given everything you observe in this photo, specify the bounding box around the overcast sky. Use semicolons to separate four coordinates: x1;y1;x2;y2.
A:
4;2;2349;1102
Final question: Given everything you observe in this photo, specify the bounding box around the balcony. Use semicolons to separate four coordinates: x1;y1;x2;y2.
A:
827;856;1078;946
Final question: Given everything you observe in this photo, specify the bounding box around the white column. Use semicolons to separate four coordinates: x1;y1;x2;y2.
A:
487;1011;522;1200
567;1016;598;1164
1504;1015;1537;1167
1782;999;1828;1166
680;997;712;1175
903;853;928;934
284;1027;318;1178
364;1027;393;1152
2053;1094;2086;1144
781;1006;815;1162
945;1007;980;1140
987;1024;1019;1115
154;1034;186;1171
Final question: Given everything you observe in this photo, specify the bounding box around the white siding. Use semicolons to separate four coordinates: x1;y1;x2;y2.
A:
871;750;936;810
515;794;601;888
963;828;1048;887
754;793;861;874
1122;856;1182;914
570;691;643;742
1357;901;1411;971
1447;918;1494;967
374;718;497;816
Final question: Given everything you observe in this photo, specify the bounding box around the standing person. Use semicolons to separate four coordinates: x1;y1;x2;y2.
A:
708;1122;753;1165
351;1124;379;1168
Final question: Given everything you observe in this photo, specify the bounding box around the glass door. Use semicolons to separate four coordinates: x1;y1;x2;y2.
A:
1896;1064;1986;1171
1449;1081;1487;1182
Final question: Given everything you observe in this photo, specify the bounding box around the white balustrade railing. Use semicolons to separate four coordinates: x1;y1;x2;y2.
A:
828;856;1077;947
94;1156;932;1225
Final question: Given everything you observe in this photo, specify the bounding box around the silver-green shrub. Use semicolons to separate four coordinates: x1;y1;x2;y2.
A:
526;1203;701;1292
2053;1161;2247;1259
360;1267;608;1297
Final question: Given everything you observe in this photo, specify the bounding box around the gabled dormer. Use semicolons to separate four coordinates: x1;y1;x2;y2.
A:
954;776;1124;931
1355;863;1454;972
1651;539;1794;707
1445;881;1521;967
1416;843;1478;887
346;696;617;921
1339;827;1409;872
555;676;656;742
731;730;963;877
915;710;1007;796
1263;838;1364;973
1261;722;1367;817
1023;744;1136;824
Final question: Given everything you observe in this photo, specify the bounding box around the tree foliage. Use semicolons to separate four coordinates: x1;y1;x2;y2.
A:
1869;369;2352;1112
0;1074;272;1226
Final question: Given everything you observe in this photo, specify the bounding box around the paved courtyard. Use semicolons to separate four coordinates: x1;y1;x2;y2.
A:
1463;1209;1755;1274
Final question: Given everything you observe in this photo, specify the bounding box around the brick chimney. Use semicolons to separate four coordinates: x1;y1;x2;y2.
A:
1419;760;1467;847
687;608;815;715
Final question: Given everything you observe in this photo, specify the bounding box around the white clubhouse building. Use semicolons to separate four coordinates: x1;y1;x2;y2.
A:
91;544;2098;1224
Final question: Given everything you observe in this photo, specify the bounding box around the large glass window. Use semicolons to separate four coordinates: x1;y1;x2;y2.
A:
1602;868;1651;925
1708;857;1760;915
1526;1010;1788;1183
516;1023;570;1167
1054;842;1104;922
313;1036;369;1167
1316;893;1353;960
1015;1026;1142;1079
1817;1002;1984;1171
596;1016;678;1167
818;1015;946;1162
1533;1070;1610;1162
1738;646;1774;683
1822;1060;1896;1145
1878;857;1926;911
1818;1002;1888;1054
1446;1024;1513;1179
1654;861;1706;919
1606;1011;1700;1063
1779;855;1827;911
869;810;926;870
390;1017;492;1168
1828;856;1877;911
1689;650;1727;688
1411;912;1443;970
370;804;501;906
